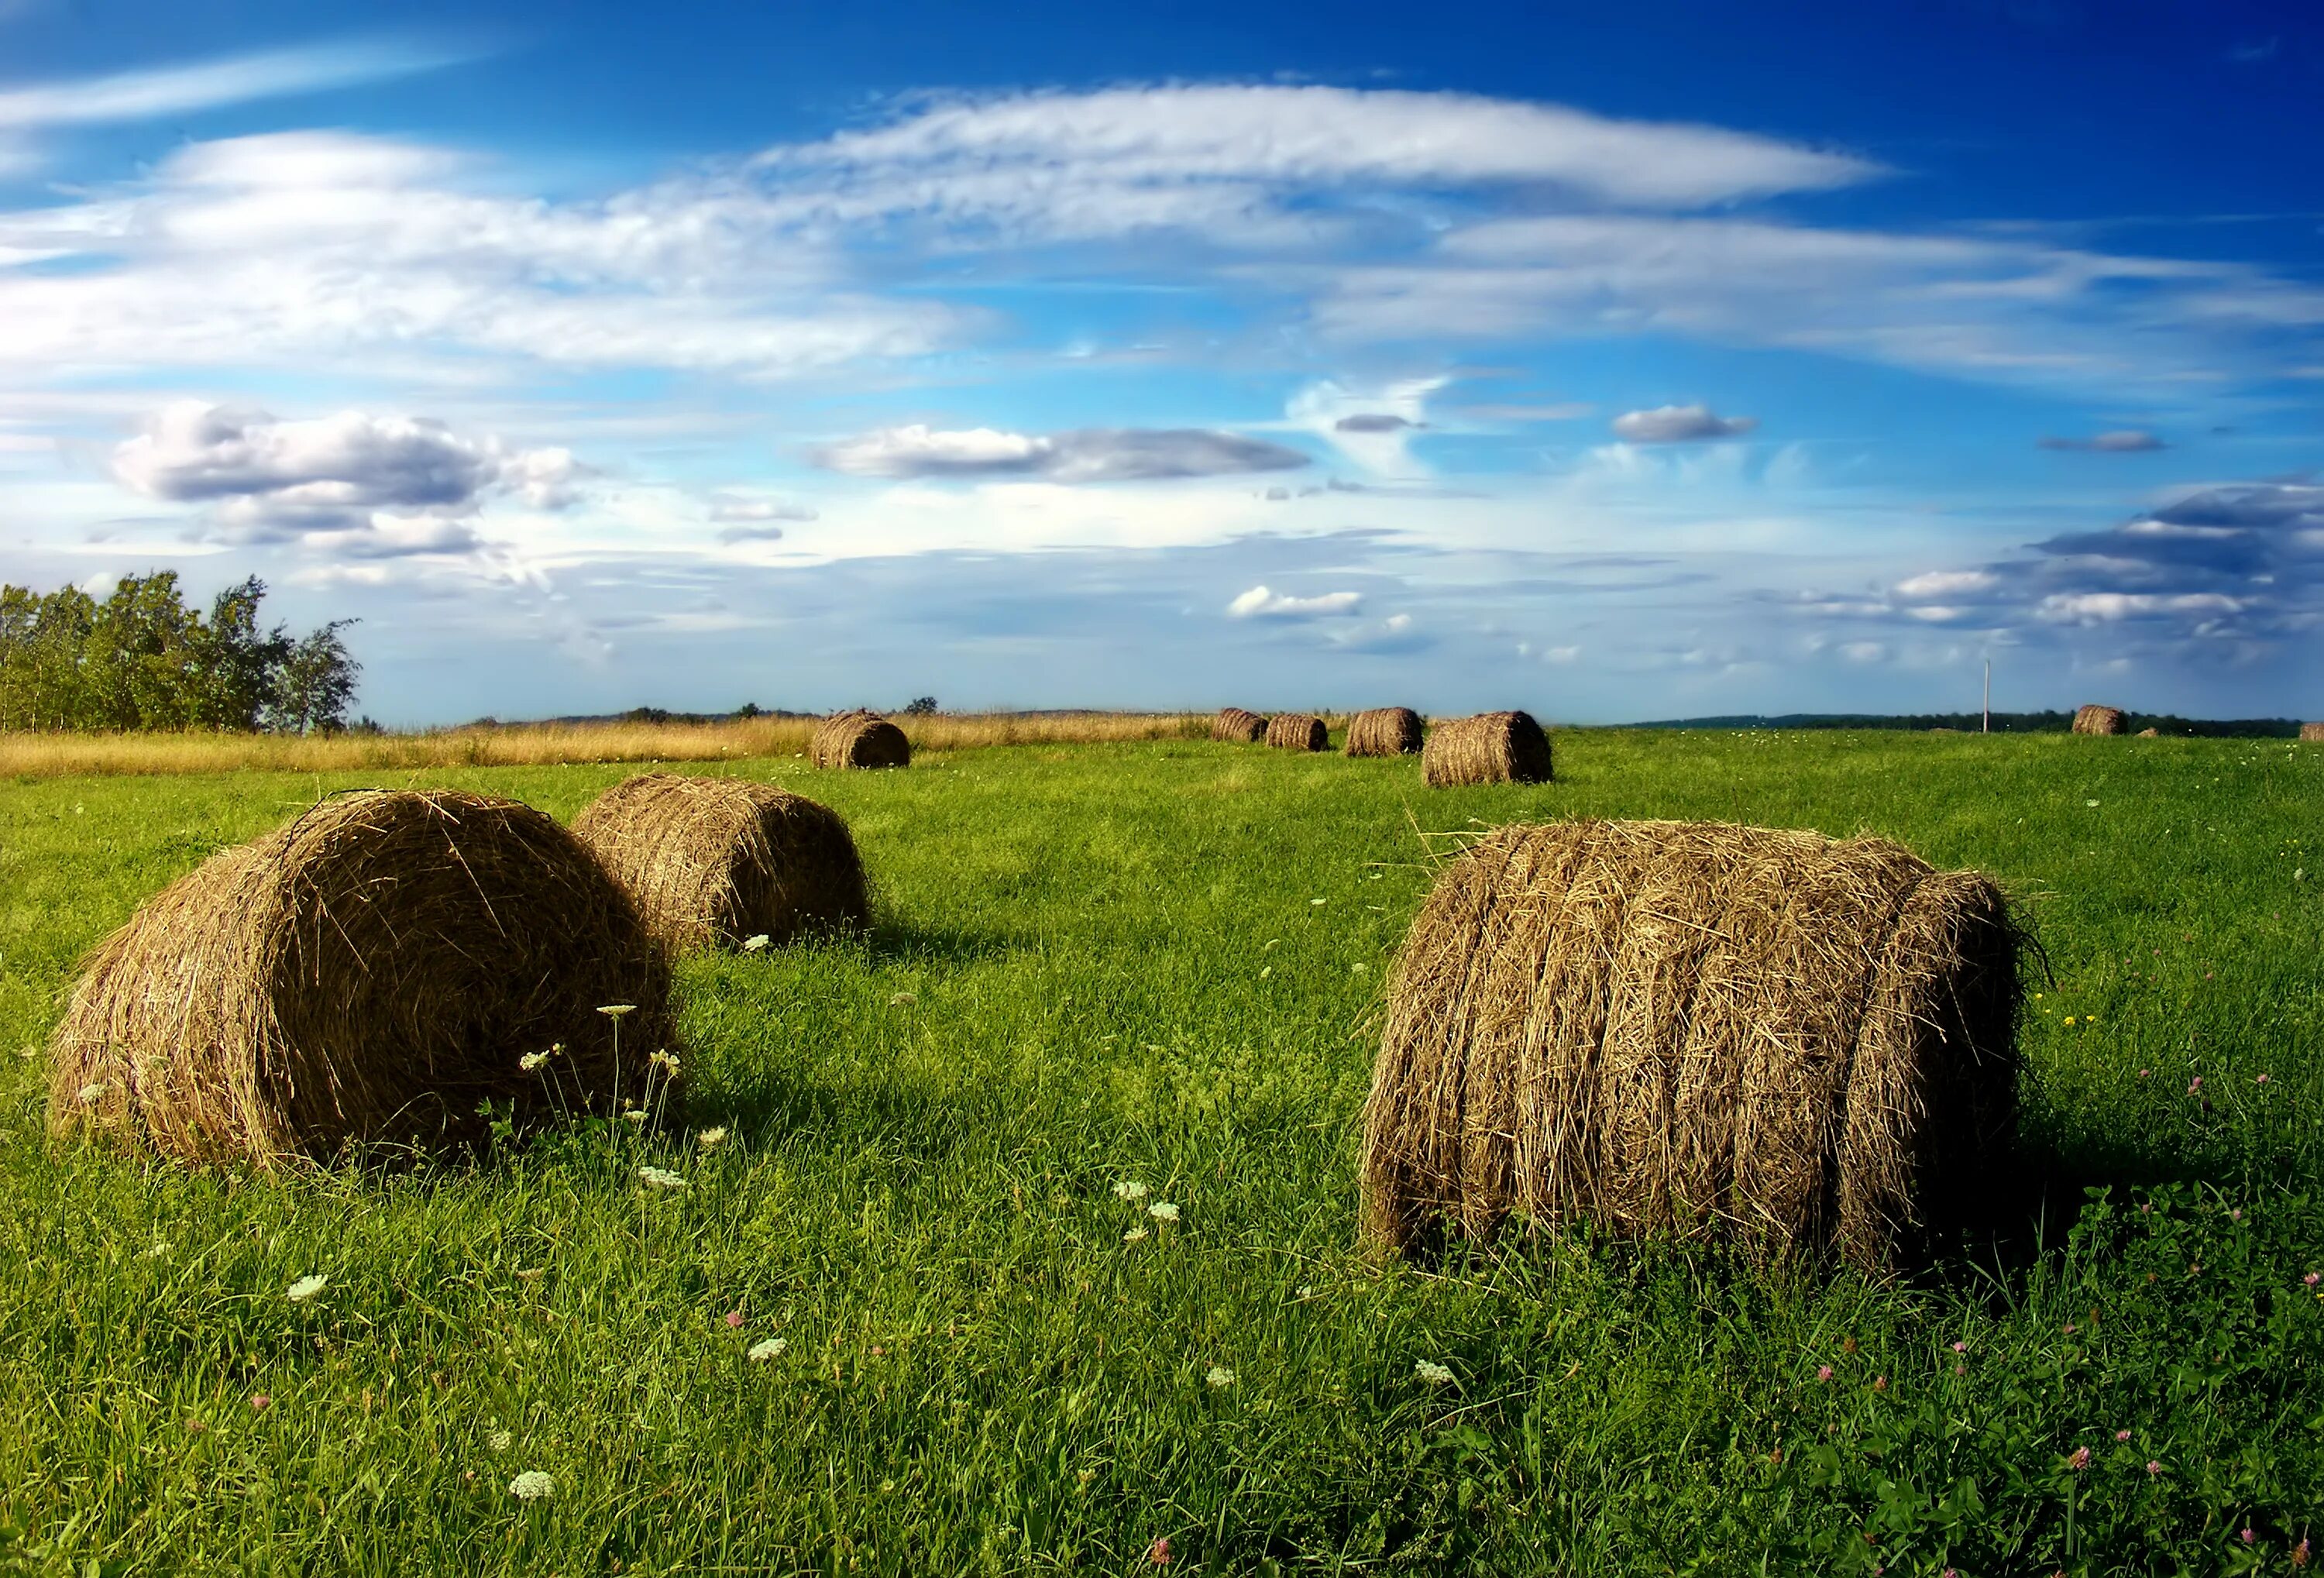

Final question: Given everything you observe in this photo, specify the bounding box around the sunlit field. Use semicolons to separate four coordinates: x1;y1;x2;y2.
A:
1;729;2319;1574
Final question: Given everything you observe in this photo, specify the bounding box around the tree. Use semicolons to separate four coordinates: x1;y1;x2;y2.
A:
266;621;362;735
902;696;939;716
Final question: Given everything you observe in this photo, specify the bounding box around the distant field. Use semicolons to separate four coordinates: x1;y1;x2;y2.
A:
1;729;2319;1573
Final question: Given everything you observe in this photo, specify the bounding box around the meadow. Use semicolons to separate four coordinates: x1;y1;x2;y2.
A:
0;728;2319;1575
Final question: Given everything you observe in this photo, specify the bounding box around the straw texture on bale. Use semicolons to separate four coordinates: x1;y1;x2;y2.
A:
811;710;910;769
1266;713;1328;751
1346;706;1425;758
47;790;673;1167
2302;722;2324;742
2071;704;2126;736
1423;710;1554;787
570;774;868;954
1212;707;1269;744
1361;819;2020;1271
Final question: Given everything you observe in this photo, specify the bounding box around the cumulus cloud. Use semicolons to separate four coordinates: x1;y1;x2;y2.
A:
2037;430;2167;452
1291;378;1442;474
1226;584;1363;619
1610;404;1759;443
815;425;1309;483
111;401;578;555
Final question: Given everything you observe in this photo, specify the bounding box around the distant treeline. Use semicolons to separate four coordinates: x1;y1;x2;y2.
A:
1641;711;2307;737
1;573;361;734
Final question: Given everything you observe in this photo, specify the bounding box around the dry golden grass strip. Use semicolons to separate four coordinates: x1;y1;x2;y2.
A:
1345;707;1424;758
1360;819;2020;1271
570;774;868;954
47;790;672;1168
2071;704;2126;735
1422;710;1553;786
1265;713;1327;751
2302;722;2324;742
1212;707;1269;743
810;710;910;769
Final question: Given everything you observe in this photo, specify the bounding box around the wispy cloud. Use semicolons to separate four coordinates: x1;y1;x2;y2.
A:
815;425;1309;483
1611;404;1758;443
2037;429;2166;452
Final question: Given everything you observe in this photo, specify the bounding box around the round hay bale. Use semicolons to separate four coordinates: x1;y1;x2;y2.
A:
570;774;868;954
1360;820;2020;1271
1346;706;1424;758
1422;710;1554;787
2070;704;2126;736
1212;707;1269;744
812;710;909;769
1265;713;1327;751
2136;727;2160;738
2301;722;2324;743
46;790;673;1168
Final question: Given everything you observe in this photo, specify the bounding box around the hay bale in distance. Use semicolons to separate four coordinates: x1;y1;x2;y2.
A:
2071;704;2126;736
571;774;868;954
1212;707;1269;744
47;790;672;1168
2302;722;2324;742
1360;820;2020;1271
812;710;910;769
1346;707;1424;758
1265;713;1327;751
1422;710;1554;787
2137;727;2160;738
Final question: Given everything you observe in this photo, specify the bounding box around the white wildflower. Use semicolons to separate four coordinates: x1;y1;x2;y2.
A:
1351;963;1368;975
1123;1226;1149;1243
1205;1365;1235;1389
2085;799;2100;808
1148;1202;1179;1222
488;1429;513;1453
1415;1360;1455;1385
747;1337;787;1363
596;1004;635;1018
637;1165;687;1191
508;1470;555;1501
285;1274;328;1303
518;1050;550;1073
1112;1181;1149;1201
741;934;770;953
698;1127;728;1150
622;1109;649;1124
1310;897;1327;906
648;1049;680;1074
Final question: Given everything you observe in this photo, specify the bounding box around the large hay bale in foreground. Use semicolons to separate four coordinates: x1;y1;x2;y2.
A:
1212;707;1269;744
1423;710;1554;787
2302;722;2324;743
1266;713;1327;751
571;774;868;954
1346;707;1424;758
1361;820;2020;1271
2071;704;2126;736
47;790;672;1167
812;710;909;769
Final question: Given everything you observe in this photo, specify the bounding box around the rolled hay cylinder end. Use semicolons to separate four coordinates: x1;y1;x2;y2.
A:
46;790;674;1168
2300;721;2324;742
812;710;910;769
2071;704;2126;736
1265;713;1328;751
1212;707;1269;744
1422;710;1554;786
1359;820;2021;1272
571;773;868;954
1346;706;1424;758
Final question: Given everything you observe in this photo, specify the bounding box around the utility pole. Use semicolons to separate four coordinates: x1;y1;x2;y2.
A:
1983;658;1991;734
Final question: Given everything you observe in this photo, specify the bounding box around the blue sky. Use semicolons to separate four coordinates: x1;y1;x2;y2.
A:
2;0;2320;724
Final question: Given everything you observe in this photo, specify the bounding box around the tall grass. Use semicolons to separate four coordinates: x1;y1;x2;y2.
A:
0;711;1211;779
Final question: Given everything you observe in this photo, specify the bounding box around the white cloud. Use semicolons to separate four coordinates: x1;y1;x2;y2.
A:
1226;584;1363;619
816;425;1309;483
709;496;818;523
1287;378;1443;475
1609;404;1758;443
111;401;576;555
2037;592;2247;624
1894;569;1999;600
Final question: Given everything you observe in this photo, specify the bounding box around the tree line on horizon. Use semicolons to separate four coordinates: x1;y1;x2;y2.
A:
0;573;361;735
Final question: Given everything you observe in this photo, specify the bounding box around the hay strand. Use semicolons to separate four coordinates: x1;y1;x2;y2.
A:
1360;819;2020;1270
1346;707;1424;758
46;789;673;1167
2070;704;2126;736
1212;707;1269;744
1265;713;1327;751
811;710;910;769
1422;710;1554;787
571;774;868;954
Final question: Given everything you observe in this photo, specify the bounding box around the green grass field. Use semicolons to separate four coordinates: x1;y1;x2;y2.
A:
2;731;2319;1575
